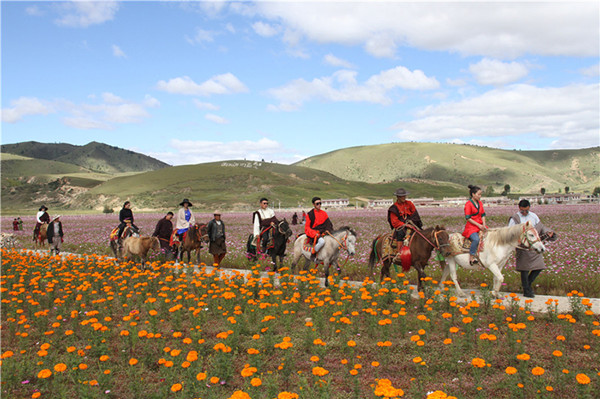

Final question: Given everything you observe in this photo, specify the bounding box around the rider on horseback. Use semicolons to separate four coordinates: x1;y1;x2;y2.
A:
175;199;195;243
387;188;422;262
33;205;50;241
117;201;139;238
252;197;279;253
305;196;334;260
463;185;488;265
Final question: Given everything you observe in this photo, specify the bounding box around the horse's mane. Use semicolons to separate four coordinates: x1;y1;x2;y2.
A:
332;226;357;237
485;223;524;246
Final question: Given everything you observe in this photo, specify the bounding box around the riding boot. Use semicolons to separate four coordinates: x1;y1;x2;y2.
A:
521;271;534;298
527;270;542;296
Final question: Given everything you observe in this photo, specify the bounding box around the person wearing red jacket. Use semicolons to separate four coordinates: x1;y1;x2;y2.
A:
387;188;423;254
305;197;334;255
462;185;488;265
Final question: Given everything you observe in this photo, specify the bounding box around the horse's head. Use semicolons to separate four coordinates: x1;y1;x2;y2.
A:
341;227;357;256
278;219;293;240
152;237;161;251
197;223;209;243
521;222;546;253
434;226;452;257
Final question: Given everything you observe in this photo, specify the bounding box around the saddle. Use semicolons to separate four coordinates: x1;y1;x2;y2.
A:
303;236;317;254
379;233;413;272
110;226;138;242
170;230;187;246
449;232;485;256
259;228;274;252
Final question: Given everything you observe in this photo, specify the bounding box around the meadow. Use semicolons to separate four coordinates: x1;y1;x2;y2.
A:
1;204;599;398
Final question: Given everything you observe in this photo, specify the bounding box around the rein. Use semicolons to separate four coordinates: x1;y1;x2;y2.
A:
326;231;351;268
410;227;447;251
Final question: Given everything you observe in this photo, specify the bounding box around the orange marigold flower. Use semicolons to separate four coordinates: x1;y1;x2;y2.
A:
37;369;52;379
516;353;530;361
210;376;220;384
349;369;358;376
552;350;563;357
99;355;109;362
312;366;329;377
78;363;88;370
54;363;67;372
576;373;591;385
196;372;207;381
32;392;41;398
129;358;138;366
347;340;356;347
310;356;320;362
250;377;262;387
171;383;183;392
471;358;486;368
531;367;545;376
505;367;517;375
412;357;423;364
371;361;380;367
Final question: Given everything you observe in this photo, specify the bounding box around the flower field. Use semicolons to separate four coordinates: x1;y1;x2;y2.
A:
1;204;599;398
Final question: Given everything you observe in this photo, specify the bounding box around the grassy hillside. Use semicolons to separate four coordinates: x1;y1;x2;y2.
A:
1;141;169;174
295;143;600;193
79;161;465;212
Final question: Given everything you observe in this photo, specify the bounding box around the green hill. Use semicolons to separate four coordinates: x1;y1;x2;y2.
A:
78;161;464;212
294;143;600;193
1;141;169;174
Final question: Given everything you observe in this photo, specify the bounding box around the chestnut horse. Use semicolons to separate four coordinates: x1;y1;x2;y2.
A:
174;223;209;264
34;224;48;248
368;226;451;291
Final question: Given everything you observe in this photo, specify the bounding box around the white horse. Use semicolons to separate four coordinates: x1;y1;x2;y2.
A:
438;222;545;297
291;227;357;286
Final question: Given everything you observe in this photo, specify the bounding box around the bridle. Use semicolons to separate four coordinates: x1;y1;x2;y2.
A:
409;227;450;252
325;230;354;268
518;224;542;248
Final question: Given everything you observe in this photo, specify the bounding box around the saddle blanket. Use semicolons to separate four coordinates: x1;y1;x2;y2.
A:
381;234;411;272
450;233;485;256
109;227;119;242
170;230;186;246
303;236;316;254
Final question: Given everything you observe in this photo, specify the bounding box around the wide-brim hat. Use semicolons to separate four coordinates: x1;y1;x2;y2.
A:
394;188;409;197
39;205;48;211
179;198;193;207
213;210;221;215
52;215;61;221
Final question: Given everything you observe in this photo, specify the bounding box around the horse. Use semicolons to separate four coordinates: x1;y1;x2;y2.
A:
34;224;48;248
368;226;451;291
437;222;546;298
291;226;357;287
109;225;139;259
174;223;209;265
246;219;293;272
0;233;17;249
122;236;160;268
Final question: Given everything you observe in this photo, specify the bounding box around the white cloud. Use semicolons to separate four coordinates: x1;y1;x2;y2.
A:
245;2;598;59
156;74;249;96
580;63;600;77
147;137;303;165
267;66;439;111
392;83;600;149
1;97;54;123
102;92;125;104
55;1;119;28
25;6;43;16
323;54;354;69
112;44;126;58
62;117;111;130
185;28;216;45
252;21;279;37
193;100;219;111
205;113;229;124
469;58;529;85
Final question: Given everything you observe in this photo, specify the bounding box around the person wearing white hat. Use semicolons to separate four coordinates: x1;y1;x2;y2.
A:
47;215;64;256
207;210;226;266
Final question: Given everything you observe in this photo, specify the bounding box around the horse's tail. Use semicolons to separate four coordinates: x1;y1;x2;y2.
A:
368;237;380;272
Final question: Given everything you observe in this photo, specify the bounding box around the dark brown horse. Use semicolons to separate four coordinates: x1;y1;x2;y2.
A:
34;224;48;248
174;223;209;264
368;226;451;291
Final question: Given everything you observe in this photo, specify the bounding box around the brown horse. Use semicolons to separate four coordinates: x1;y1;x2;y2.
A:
34;224;48;248
174;223;209;264
368;226;451;291
122;236;160;268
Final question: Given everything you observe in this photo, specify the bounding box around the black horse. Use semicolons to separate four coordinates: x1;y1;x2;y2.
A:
246;219;293;272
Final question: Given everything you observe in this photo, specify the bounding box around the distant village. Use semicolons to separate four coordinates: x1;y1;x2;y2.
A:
317;193;599;209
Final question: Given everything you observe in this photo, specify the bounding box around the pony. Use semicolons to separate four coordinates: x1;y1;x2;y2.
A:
246;219;293;272
0;232;17;249
122;236;160;268
174;223;209;264
109;225;139;259
291;226;357;287
438;222;545;298
368;226;451;291
34;224;48;248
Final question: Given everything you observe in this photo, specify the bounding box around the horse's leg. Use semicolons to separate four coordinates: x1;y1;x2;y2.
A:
438;260;451;289
196;248;201;265
448;258;466;297
323;262;330;287
487;263;505;298
414;263;425;292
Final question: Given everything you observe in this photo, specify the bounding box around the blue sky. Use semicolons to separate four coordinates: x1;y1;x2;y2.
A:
2;1;599;166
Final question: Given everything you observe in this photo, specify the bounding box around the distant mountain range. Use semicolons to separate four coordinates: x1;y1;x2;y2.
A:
1;140;598;212
295;142;600;193
1;141;169;174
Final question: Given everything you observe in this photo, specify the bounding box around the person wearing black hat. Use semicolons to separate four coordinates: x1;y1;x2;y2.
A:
175;199;196;242
387;188;423;257
207;210;227;266
33;205;50;241
117;201;138;239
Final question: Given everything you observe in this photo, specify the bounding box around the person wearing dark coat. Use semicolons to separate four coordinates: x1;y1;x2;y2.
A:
152;212;174;255
207;211;227;266
387;188;423;257
117;201;139;238
291;212;298;225
47;215;64;255
509;199;557;298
